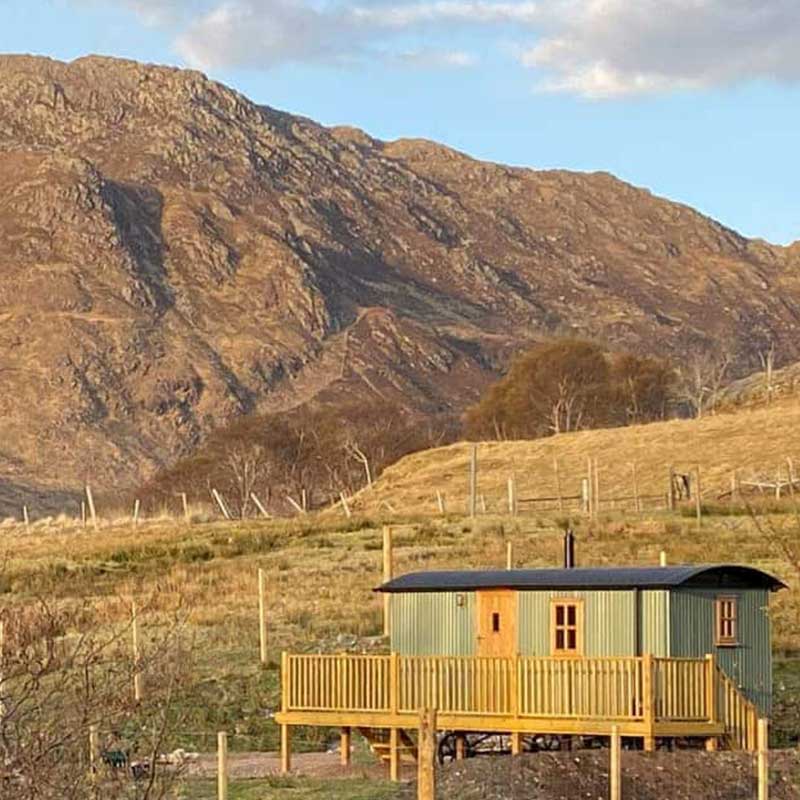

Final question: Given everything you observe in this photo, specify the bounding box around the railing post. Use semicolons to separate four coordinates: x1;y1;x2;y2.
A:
642;654;656;751
705;654;718;751
390;652;400;716
217;731;228;800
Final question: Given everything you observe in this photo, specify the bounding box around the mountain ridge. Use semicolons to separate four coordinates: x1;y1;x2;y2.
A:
1;53;799;513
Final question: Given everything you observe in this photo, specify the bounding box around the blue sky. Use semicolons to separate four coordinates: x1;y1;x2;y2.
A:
4;0;800;244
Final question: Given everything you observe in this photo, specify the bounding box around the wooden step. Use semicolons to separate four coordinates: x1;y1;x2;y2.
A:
358;727;418;764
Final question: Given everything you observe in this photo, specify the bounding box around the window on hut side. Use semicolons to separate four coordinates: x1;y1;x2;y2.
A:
715;596;739;646
551;600;582;655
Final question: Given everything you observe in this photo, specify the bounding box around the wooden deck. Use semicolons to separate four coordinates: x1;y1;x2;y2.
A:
275;653;760;775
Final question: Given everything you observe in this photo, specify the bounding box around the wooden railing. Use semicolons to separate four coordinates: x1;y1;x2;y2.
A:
717;667;758;751
283;653;715;724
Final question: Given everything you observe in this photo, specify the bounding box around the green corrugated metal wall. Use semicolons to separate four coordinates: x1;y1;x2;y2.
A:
390;591;476;656
519;590;645;656
640;590;670;657
669;589;772;714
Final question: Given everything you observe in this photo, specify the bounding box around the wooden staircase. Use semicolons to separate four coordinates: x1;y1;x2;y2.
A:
717;667;759;751
358;728;418;764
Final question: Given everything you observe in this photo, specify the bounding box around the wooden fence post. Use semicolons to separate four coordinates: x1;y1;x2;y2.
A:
131;601;143;703
581;478;590;515
383;526;393;637
631;462;640;513
339;492;352;518
301;489;308;513
258;569;268;665
22;505;29;527
217;731;228;800
89;724;99;782
592;458;600;519
469;445;478;518
417;709;437;800
507;478;516;517
554;458;563;512
758;718;769;800
436;491;446;515
668;466;676;511
251;492;270;519
81;500;87;527
585;458;593;517
181;492;190;522
133;499;140;526
695;465;702;531
211;489;231;520
659;551;667;567
280;652;291;774
506;541;513;570
85;485;98;530
610;724;621;800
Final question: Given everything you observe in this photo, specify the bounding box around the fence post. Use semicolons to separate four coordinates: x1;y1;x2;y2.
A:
507;478;516;517
22;505;29;527
251;492;270;519
258;569;268;665
417;709;437;800
281;652;291;774
89;724;99;783
339;492;352;518
592;458;600;519
85;485;98;530
133;498;140;526
217;731;228;800
554;458;564;512
506;541;513;570
631;462;640;513
610;724;621;800
668;466;676;511
695;465;702;531
131;601;143;703
383;526;393;637
469;445;478;518
758;718;769;800
581;478;590;515
436;491;446;515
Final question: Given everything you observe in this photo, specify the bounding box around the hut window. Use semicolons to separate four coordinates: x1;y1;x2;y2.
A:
492;612;501;633
716;597;739;646
551;600;583;655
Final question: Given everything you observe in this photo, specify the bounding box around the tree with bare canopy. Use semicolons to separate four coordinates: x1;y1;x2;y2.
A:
465;339;675;440
0;597;192;799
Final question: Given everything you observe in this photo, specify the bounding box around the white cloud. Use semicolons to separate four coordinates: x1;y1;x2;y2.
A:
521;0;800;98
112;0;800;95
173;0;534;70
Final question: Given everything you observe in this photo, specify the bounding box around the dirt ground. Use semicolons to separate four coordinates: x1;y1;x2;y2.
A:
407;750;800;800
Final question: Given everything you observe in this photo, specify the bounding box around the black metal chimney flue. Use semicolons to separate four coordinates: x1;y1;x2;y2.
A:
563;529;576;569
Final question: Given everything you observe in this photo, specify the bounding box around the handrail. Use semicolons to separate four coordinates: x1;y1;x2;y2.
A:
283;653;713;724
717;667;758;751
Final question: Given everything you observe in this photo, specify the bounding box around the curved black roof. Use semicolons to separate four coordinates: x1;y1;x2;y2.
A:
376;565;786;593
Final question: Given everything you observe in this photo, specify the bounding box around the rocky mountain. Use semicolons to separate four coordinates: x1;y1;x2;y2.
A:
1;54;799;513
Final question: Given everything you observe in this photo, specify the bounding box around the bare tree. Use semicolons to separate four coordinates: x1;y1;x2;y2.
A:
0;598;192;800
678;351;732;418
759;343;777;405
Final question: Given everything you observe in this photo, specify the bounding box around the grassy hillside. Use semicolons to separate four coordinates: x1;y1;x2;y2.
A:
351;397;800;517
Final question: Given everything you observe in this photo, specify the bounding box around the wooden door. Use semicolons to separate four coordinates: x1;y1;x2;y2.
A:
477;590;518;658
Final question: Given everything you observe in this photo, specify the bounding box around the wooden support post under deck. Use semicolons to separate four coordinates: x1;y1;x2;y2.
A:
340;727;351;767
389;727;400;782
281;725;291;775
455;735;466;761
510;732;522;756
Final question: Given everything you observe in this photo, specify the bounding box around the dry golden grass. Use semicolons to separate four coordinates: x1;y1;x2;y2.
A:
351;397;800;517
